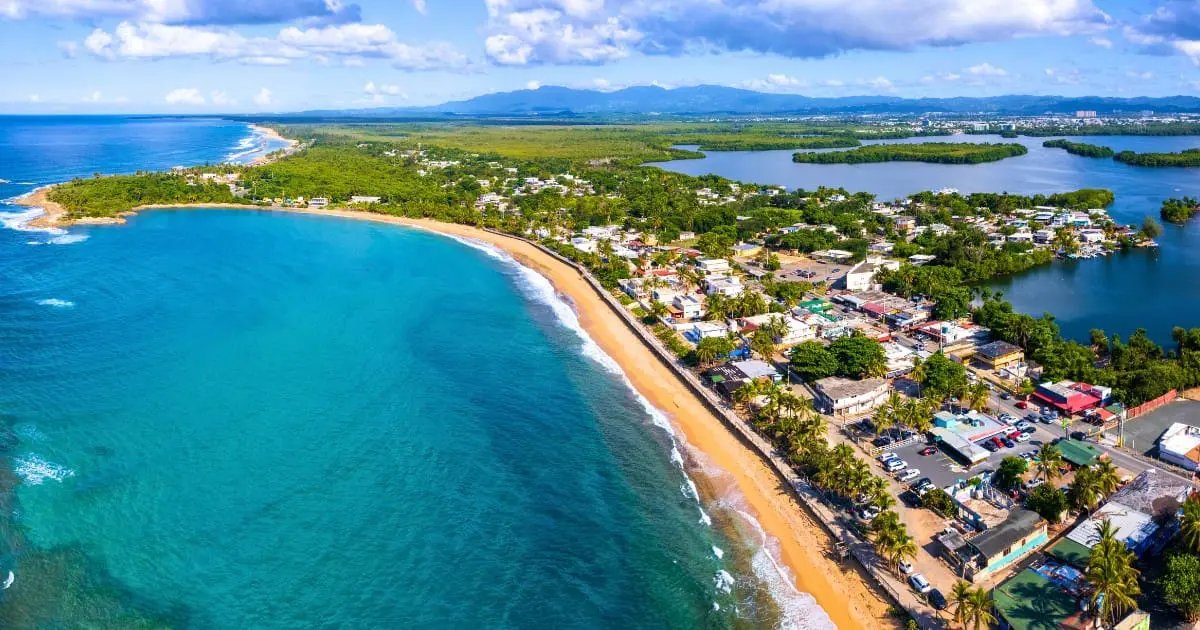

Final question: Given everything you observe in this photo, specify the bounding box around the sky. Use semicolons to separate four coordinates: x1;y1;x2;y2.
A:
1;0;1199;113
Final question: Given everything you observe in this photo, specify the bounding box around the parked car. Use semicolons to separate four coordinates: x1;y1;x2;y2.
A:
898;560;913;575
908;573;932;594
878;452;900;463
990;436;1004;449
1024;478;1045;490
859;506;881;521
1015;400;1028;409
1020;425;1036;435
1015;432;1031;442
981;441;999;452
1001;437;1016;448
872;436;893;447
884;459;908;472
898;468;921;482
919;446;937;456
1000;392;1012;400
927;589;947;610
1071;431;1088;441
1014;420;1031;431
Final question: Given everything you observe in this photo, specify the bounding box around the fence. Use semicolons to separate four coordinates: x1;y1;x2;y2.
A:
1126;389;1177;420
486;230;943;628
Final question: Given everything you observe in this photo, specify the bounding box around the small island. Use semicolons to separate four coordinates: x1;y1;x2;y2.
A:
1042;139;1115;158
1160;196;1200;224
791;142;1028;165
1114;148;1200;167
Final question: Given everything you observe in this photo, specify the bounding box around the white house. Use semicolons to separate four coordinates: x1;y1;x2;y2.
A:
674;295;704;320
706;276;744;297
689;321;730;342
812;377;890;417
349;195;382;205
698;258;731;274
308;197;329;209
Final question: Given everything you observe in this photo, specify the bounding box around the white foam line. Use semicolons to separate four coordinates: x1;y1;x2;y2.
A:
734;508;837;630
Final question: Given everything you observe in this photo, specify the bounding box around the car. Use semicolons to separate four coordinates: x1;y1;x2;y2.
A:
908;573;932;594
1040;415;1054;424
1001;437;1016;448
919;446;937;456
1024;478;1045;490
1000;392;1012;400
1015;400;1029;409
884;459;908;472
878;452;900;463
998;413;1016;425
914;477;933;489
1025;412;1040;422
1015;432;1032;442
1007;430;1023;440
927;589;947;610
898;468;921;482
899;491;922;508
832;268;841;273
991;436;1004;449
1014;420;1032;431
1019;451;1035;461
872;436;893;447
1071;431;1088;441
898;560;913;575
858;506;881;521
981;441;999;452
1020;425;1036;435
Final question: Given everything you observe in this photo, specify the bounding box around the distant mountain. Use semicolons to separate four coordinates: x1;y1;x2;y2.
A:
290;85;1200;118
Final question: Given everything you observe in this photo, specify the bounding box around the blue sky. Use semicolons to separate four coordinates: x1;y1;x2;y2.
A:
1;0;1198;113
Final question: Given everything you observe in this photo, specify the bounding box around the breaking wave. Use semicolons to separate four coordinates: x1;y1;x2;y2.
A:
14;454;75;486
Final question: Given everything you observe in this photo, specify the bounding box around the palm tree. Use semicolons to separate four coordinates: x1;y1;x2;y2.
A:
1086;519;1141;626
1179;493;1200;553
886;530;918;574
965;381;990;413
963;588;996;630
910;355;926;397
950;580;973;628
750;329;776;361
705;293;729;321
733;379;763;413
647;300;669;321
763;315;790;343
1093;459;1121;497
1070;467;1103;515
1035;443;1064;483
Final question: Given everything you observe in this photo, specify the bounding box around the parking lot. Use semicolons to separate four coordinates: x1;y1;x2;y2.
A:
774;257;850;286
1120;399;1200;456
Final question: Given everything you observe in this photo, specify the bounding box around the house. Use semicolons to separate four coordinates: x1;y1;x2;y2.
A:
307;197;329;209
674;295;704;320
569;237;599;254
929;223;952;236
731;359;782;383
893;216;916;233
1032;381;1108;416
618;278;646;300
731;243;763;257
810;249;854;263
678;231;696;241
882;342;916;378
1033;229;1056;244
812;377;889;417
349;195;382;205
739;314;815;345
973;340;1024;371
844;260;879;292
1157;422;1200;471
697;258;731;274
688;321;730;343
706;276;744;297
939;508;1047;582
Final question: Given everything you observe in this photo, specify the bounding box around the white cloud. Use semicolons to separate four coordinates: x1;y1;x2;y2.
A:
165;88;206;106
253;88;274;107
0;0;361;26
526;80;541;89
363;82;406;100
741;73;807;92
83;91;103;103
859;76;894;92
1090;36;1112;48
591;78;611;89
79;21;468;70
1126;70;1155;80
342;57;364;66
967;62;1007;76
57;40;79;58
413;0;428;14
484;0;1110;65
211;90;236;105
819;79;844;87
28;94;40;103
1043;67;1082;84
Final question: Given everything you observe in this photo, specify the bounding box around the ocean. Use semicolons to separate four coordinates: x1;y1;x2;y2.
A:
0;118;827;627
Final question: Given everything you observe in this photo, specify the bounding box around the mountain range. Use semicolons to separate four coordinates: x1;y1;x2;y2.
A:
290;85;1200;118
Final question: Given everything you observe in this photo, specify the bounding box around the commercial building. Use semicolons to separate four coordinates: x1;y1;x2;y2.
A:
811;377;889;417
929;410;1010;465
1031;381;1109;415
1157;422;1200;471
973;340;1024;371
938;508;1047;582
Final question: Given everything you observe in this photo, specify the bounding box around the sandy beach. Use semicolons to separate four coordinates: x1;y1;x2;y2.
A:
10;201;896;628
248;124;297;165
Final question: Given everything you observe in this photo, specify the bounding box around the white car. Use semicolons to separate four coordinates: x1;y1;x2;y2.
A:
909;573;932;594
898;560;914;575
898;468;921;482
878;452;900;463
1015;432;1032;442
884;459;908;473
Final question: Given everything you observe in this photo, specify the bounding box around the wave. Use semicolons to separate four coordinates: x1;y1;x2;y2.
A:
47;233;89;245
36;298;75;308
14;454;75;485
734;508;837;630
225;127;268;163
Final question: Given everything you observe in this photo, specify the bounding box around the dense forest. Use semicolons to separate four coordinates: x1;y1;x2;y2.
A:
1161;197;1200;224
48;173;242;218
1114;148;1200;167
791;142;1028;165
1042;139;1115;158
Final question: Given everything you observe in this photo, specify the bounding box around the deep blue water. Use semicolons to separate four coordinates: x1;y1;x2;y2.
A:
0;118;820;627
649;135;1200;343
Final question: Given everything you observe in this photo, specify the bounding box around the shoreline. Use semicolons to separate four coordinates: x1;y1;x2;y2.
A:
247;124;297;165
21;202;894;628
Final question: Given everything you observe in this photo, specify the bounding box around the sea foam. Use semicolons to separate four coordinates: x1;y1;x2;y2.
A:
36;298;75;308
14;454;75;485
734;508;837;630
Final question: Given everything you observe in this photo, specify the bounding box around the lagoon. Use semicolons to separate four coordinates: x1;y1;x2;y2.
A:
647;135;1200;343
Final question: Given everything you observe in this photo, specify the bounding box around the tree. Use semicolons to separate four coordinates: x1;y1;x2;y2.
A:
922;487;958;518
886;530;918;574
1027;483;1069;523
1086;519;1142;626
994;456;1028;491
1181;493;1200;554
749;329;777;361
1070;466;1103;515
733;379;764;413
1035;443;1064;483
964;588;996;630
950;580;973;628
1093;459;1121;497
1159;551;1200;622
920;352;968;400
789;341;839;382
1140;215;1163;240
828;332;888;378
695;336;733;367
1053;228;1079;255
965;381;990;412
647;299;669;321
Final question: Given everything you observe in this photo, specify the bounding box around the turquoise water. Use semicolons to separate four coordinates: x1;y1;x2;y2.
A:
648;135;1200;343
0;118;825;628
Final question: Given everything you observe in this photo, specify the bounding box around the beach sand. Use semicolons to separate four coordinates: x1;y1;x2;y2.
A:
11;202;897;629
248;125;297;165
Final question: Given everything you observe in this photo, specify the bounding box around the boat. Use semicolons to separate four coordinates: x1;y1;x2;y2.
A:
3;571;14;589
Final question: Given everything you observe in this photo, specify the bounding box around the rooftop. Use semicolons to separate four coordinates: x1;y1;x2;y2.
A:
976;340;1023;359
1107;468;1195;519
814;376;887;400
1055;439;1102;467
970;508;1042;559
1065;501;1157;554
994;566;1087;630
731;359;781;381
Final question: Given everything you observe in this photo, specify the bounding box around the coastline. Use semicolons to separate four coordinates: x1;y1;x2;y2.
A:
25;203;895;629
247;124;297;165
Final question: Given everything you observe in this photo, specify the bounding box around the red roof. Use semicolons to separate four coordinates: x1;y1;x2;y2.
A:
1031;390;1101;414
862;303;889;316
651;269;676;277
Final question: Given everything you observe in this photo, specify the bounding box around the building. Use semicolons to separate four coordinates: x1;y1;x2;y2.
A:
731;243;763;257
941;508;1047;582
812;377;889;417
688;321;730;343
307;197;329;209
907;254;937;265
673;295;704;320
929;410;1011;465
349;195;382;205
1054;439;1103;468
973;340;1024;371
1032;381;1109;416
697;258;731;274
706;276;744;297
1075;110;1098;118
731;359;782;383
844;260;880;292
1157;422;1200;471
810;249;854;263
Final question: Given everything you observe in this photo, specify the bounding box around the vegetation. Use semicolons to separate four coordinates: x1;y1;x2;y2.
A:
914;352;967;401
949;580;996;630
1159;550;1200;622
1041;139;1115;158
1182;493;1200;554
921;487;958;517
1085;520;1142;627
994;456;1028;491
48;173;243;218
1160;196;1200;224
792;142;1028;165
1026;484;1068;523
1114;148;1200;167
788;341;840;382
1034;443;1064;483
